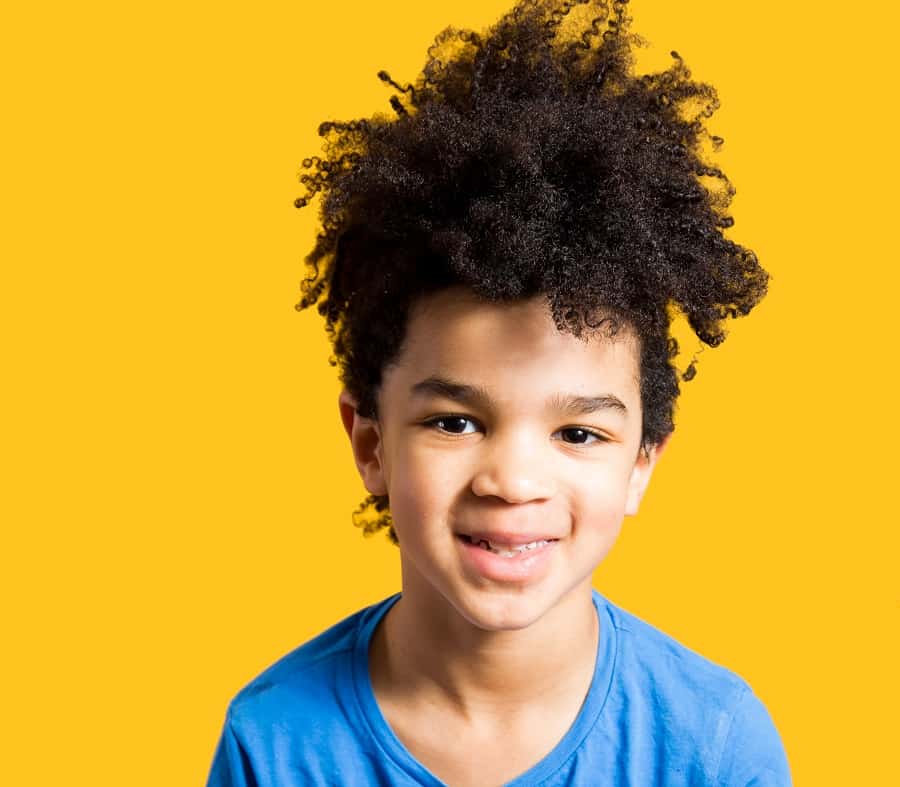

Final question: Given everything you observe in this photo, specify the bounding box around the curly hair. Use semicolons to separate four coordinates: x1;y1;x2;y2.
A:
293;0;768;545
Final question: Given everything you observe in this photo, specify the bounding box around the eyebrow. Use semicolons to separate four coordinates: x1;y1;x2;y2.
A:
410;376;628;416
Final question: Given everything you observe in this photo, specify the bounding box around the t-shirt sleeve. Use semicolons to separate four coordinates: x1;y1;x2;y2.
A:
714;685;792;786
206;711;259;787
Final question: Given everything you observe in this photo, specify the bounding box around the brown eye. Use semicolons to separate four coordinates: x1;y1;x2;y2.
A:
557;427;604;445
427;416;478;435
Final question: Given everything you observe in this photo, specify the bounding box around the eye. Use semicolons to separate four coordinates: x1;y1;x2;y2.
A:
425;415;480;435
555;427;607;445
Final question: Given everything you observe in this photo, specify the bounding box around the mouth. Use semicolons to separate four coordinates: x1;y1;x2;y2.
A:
456;533;560;558
455;531;560;582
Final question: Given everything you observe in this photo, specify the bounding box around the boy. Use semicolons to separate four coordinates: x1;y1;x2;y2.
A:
207;1;791;784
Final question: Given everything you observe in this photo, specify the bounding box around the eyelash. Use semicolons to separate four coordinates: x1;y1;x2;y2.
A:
421;415;609;445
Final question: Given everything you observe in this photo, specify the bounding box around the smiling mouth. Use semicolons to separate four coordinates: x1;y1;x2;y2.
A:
457;533;559;557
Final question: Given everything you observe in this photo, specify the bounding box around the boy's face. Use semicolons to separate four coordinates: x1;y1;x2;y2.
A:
340;287;667;631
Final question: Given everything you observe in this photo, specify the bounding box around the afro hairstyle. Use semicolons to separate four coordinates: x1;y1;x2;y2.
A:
292;0;769;545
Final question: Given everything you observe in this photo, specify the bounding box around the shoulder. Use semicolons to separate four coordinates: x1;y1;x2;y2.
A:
595;591;792;784
712;683;792;785
225;595;394;731
601;592;747;700
207;596;404;786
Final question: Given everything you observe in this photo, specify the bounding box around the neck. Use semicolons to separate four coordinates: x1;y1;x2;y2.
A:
370;572;599;726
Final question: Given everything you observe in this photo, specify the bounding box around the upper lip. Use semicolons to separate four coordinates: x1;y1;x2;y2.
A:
458;530;561;546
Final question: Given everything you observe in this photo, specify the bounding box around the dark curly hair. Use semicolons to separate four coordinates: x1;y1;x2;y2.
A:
293;0;768;545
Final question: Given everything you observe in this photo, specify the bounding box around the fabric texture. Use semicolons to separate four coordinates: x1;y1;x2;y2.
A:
206;590;791;786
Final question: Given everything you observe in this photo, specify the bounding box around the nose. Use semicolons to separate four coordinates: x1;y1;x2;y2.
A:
470;430;556;504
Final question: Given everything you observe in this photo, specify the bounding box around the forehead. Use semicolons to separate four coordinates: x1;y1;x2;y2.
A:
383;288;641;405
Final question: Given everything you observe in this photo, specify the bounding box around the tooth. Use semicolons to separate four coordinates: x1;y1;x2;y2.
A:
469;537;552;556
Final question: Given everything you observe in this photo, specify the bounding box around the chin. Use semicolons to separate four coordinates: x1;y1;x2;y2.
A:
455;586;553;632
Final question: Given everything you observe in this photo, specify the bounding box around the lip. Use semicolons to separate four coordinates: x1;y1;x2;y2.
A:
457;530;562;547
455;533;558;584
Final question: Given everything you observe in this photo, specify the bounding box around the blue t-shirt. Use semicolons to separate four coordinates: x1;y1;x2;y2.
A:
206;589;791;786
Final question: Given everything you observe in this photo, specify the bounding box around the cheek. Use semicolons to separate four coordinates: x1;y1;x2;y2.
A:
385;446;469;532
567;482;628;567
568;466;633;529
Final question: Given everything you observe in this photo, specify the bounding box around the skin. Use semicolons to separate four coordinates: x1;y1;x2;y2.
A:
339;286;669;782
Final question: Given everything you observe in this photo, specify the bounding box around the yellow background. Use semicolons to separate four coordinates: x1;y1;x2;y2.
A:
2;0;897;784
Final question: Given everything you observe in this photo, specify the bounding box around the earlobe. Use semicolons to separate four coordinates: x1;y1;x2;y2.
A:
337;390;388;496
624;434;670;517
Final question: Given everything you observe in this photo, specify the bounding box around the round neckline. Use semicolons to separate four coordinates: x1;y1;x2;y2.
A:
351;589;617;786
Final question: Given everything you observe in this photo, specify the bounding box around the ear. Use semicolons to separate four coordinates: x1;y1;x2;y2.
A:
338;389;388;496
624;433;671;517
